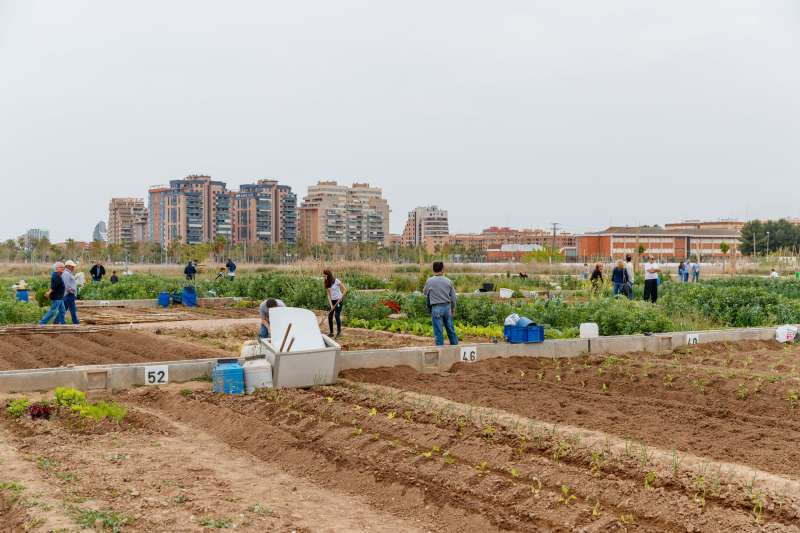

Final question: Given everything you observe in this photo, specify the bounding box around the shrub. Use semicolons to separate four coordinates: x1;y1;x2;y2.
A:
6;398;30;417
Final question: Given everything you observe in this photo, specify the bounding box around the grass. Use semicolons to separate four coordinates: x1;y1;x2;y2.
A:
199;516;233;528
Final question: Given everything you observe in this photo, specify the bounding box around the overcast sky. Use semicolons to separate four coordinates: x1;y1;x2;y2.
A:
1;1;798;243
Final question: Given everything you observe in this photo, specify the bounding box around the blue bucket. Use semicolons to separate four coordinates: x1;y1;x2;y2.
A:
157;291;170;308
15;290;29;303
212;359;245;395
182;286;197;307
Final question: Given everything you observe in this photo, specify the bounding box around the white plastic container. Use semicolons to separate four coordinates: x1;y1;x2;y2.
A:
499;288;514;299
244;359;273;393
579;322;599;339
776;325;798;343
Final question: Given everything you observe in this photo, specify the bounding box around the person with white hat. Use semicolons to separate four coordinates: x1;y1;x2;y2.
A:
62;260;80;325
39;262;66;325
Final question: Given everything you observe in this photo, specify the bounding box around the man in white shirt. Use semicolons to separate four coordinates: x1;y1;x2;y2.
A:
770;269;780;279
642;255;660;303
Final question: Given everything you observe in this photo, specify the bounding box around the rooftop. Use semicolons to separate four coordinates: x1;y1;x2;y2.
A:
585;225;740;237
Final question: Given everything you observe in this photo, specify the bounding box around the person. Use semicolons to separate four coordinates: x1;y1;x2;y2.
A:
677;262;686;283
642;255;661;303
770;268;780;279
184;260;197;281
258;298;287;338
110;271;119;284
324;270;348;338
690;260;700;282
89;261;106;282
624;255;635;299
423;261;458;346
226;258;237;280
581;263;590;280
611;260;629;296
39;262;66;325
62;260;79;325
682;261;689;282
589;263;603;295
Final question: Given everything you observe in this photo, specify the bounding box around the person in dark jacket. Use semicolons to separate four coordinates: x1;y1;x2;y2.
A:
611;260;630;296
110;271;119;284
184;261;197;281
39;262;66;325
225;258;237;279
89;261;106;282
589;263;604;295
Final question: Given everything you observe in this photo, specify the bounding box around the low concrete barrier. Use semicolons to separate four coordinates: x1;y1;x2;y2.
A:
0;326;783;394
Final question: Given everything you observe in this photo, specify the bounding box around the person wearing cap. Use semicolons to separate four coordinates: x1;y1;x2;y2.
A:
39;262;66;325
62;260;80;324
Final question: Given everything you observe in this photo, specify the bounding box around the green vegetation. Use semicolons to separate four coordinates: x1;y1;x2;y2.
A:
55;387;87;407
71;401;127;422
69;506;133;532
5;397;30;417
0;299;42;324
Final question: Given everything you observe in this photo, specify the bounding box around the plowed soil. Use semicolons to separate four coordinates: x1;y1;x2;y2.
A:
0;331;232;370
342;341;800;481
5;380;796;532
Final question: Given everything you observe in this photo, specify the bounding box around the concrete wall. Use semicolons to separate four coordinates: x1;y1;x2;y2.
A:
0;326;782;394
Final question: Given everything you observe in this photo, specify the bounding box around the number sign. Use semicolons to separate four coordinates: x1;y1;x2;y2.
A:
145;365;169;385
460;346;478;363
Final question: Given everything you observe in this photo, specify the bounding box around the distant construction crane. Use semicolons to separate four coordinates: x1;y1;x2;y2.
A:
550;222;560;255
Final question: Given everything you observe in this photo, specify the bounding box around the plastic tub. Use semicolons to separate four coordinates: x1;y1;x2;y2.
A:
504;324;545;344
212;359;245;395
499;288;514;299
244;359;273;393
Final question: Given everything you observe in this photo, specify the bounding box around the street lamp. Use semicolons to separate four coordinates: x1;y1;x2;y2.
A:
766;232;770;256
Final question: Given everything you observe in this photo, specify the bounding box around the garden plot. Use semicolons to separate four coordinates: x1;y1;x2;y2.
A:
3;368;800;531
0;330;232;371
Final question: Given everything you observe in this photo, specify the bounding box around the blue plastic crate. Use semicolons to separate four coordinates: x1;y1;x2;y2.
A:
504;324;545;344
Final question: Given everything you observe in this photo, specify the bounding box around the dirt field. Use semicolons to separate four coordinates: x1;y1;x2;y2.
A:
0;331;232;371
4;370;798;532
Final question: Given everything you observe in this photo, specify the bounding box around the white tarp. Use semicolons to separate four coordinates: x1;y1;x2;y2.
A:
268;307;326;352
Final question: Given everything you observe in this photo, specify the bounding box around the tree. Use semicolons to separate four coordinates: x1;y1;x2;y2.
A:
720;242;730;273
740;219;800;256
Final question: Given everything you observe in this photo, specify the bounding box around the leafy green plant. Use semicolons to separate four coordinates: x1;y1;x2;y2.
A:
71;401;127;422
558;484;577;505
69;506;133;532
55;387;86;407
644;471;657;488
5;397;30;418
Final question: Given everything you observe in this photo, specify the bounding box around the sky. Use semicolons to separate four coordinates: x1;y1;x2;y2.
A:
1;1;798;243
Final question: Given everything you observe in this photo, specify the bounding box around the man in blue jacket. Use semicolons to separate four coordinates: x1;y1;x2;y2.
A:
39;262;66;325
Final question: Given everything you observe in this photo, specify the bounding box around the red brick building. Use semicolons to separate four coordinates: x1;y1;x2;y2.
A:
577;226;740;261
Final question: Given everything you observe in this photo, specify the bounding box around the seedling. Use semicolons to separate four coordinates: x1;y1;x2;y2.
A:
551;441;570;461
670;449;683;478
475;461;489;472
247;503;272;515
619;513;635;525
70;507;133;531
558;484;577;506
368;407;377;416
787;390;798;409
325;396;334;403
536;371;545;380
663;374;675;388
180;389;192;397
509;467;520;478
751;490;766;523
199;516;233;529
483;426;496;439
589;450;606;476
530;477;542;496
420;451;433;459
592;501;602;516
386;411;396;420
442;452;456;465
351;427;363;436
644;470;657;488
737;384;749;400
601;383;609;393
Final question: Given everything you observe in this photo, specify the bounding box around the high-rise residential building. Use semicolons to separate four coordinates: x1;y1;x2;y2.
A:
19;228;50;252
298;181;389;246
147;175;297;248
108;198;148;245
235;179;297;245
92;221;108;243
401;206;449;248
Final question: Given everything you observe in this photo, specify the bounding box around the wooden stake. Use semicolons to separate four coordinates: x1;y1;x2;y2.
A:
279;323;293;352
286;337;295;352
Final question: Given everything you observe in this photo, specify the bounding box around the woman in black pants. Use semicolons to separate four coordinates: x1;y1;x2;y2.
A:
324;270;348;338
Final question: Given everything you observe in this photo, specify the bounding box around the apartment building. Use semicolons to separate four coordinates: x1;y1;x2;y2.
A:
147;175;297;248
108;198;148;245
298;181;389;245
401;206;450;250
577;226;740;261
236;180;297;245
